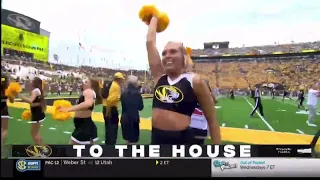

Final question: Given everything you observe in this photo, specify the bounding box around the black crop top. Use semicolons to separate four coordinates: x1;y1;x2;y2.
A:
1;95;8;109
76;90;96;111
152;74;197;117
30;88;43;113
1;95;7;101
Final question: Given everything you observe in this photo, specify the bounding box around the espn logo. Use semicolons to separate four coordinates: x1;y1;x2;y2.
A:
297;148;311;154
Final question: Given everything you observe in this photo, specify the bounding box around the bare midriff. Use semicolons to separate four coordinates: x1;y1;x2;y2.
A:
152;108;190;131
74;110;92;118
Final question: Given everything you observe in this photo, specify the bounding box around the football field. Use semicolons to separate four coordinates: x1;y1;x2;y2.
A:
4;94;320;146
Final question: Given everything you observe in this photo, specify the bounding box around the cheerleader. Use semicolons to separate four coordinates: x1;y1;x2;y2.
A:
59;78;102;144
189;80;217;144
1;75;14;147
17;77;46;145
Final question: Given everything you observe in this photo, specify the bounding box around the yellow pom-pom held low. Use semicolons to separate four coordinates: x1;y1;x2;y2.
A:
22;110;31;121
5;82;22;98
52;109;72;121
52;100;72;121
139;4;159;25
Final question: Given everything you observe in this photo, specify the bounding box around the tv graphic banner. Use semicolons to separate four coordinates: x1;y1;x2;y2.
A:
1;145;317;177
10;144;314;158
1;9;40;34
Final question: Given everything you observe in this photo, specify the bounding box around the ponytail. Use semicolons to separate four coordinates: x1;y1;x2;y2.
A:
90;79;103;105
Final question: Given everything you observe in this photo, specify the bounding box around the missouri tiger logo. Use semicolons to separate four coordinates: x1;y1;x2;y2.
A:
25;145;52;157
155;85;184;103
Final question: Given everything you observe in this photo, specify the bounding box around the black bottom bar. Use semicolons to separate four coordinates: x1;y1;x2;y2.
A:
43;159;211;177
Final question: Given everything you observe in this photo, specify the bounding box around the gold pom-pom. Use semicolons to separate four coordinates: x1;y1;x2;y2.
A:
139;4;159;25
5;82;22;98
52;100;72;121
52;110;72;121
139;5;170;33
157;12;170;33
22;110;31;120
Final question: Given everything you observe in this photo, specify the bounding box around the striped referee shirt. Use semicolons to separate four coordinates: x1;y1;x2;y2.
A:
255;89;261;98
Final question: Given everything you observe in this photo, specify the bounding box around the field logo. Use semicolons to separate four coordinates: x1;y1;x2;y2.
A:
213;160;237;171
25;145;52;157
16;159;41;172
155;85;184;103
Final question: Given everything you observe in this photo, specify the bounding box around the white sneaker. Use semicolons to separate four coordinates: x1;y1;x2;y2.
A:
306;121;317;127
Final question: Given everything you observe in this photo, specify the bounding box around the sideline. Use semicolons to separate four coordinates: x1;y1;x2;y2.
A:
8;102;317;145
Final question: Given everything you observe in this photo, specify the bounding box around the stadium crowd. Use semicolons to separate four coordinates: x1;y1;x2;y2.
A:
1;41;320;97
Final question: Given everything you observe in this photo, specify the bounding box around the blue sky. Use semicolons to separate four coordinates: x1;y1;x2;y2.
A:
3;0;320;70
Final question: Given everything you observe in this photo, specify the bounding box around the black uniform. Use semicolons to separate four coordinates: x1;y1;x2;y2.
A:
152;74;198;144
297;90;305;108
283;90;292;100
1;95;9;119
30;88;46;123
71;91;98;144
271;89;275;99
250;88;264;117
230;90;235;100
250;89;255;99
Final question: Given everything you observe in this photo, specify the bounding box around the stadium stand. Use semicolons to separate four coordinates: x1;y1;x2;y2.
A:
2;41;320;96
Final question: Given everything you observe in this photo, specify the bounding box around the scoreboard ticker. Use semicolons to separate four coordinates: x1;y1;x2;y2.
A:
1;145;319;177
2;158;319;177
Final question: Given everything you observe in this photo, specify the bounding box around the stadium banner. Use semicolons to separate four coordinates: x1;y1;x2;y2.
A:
1;9;41;34
1;24;49;62
11;145;312;158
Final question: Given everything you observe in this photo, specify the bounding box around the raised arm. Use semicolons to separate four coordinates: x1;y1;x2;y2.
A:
146;17;164;80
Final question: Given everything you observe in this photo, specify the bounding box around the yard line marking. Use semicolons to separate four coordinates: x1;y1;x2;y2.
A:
9;117;13;119
243;97;275;132
276;109;286;112
63;131;72;134
101;141;105;144
296;129;305;134
27;121;33;124
222;123;226;127
17;119;22;121
245;125;249;129
49;127;56;130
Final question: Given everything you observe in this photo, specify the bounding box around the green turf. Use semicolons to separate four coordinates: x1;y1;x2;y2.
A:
4;96;320;145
